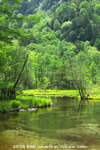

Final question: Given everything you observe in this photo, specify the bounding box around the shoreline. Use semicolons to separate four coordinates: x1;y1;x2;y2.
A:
1;104;51;114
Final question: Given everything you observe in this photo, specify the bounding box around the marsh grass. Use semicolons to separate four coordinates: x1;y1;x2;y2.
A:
10;100;21;109
22;89;100;100
16;96;52;107
23;89;79;97
1;88;100;112
0;96;52;112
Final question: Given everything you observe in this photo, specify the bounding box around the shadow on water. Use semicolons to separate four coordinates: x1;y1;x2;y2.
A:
0;97;100;150
78;99;90;113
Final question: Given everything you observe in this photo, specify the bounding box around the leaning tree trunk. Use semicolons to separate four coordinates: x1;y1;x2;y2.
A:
8;53;29;99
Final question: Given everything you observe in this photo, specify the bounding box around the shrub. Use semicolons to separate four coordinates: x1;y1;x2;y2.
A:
10;100;21;109
21;104;28;109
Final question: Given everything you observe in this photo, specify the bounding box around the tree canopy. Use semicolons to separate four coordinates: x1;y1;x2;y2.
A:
0;0;100;99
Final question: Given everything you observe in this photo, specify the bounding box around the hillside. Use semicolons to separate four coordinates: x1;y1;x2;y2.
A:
0;0;100;99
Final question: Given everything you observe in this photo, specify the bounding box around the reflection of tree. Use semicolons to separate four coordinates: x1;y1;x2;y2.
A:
78;99;89;113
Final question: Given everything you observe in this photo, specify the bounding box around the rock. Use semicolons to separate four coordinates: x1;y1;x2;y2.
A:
19;109;27;112
27;108;38;112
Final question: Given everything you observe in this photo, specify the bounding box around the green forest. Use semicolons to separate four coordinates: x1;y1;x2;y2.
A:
0;0;100;102
0;1;100;150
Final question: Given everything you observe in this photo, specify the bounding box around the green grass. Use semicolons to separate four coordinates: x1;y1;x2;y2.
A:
1;88;100;112
23;89;79;97
23;89;100;100
16;96;52;107
10;100;21;109
86;87;100;100
0;96;52;112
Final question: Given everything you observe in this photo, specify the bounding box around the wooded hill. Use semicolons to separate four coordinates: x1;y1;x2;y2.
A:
0;0;100;99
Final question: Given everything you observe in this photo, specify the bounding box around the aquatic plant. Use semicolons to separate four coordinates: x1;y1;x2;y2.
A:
0;95;52;112
16;96;52;107
10;100;21;109
21;104;28;109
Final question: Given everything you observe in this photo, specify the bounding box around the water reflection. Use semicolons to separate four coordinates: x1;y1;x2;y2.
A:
0;97;100;150
78;99;89;114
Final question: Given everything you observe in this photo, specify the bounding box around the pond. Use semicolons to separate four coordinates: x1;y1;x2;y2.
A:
0;97;100;150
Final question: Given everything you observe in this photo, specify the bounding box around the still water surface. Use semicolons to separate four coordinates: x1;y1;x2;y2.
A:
0;97;100;150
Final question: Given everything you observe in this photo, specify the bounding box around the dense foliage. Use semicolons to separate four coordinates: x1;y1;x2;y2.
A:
0;0;100;99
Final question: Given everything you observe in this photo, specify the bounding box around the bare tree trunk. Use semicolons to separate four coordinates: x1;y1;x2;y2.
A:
8;53;29;99
13;53;29;89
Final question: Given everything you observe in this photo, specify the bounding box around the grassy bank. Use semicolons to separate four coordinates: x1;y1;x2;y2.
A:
1;88;100;112
23;89;100;100
0;96;52;112
23;89;79;97
87;87;100;100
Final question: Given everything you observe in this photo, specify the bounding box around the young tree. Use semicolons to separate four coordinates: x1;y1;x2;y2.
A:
69;52;90;100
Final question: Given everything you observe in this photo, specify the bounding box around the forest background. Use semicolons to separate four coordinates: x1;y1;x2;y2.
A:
0;0;100;100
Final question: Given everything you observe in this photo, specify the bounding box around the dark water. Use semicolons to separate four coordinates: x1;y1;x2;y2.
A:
0;97;100;150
